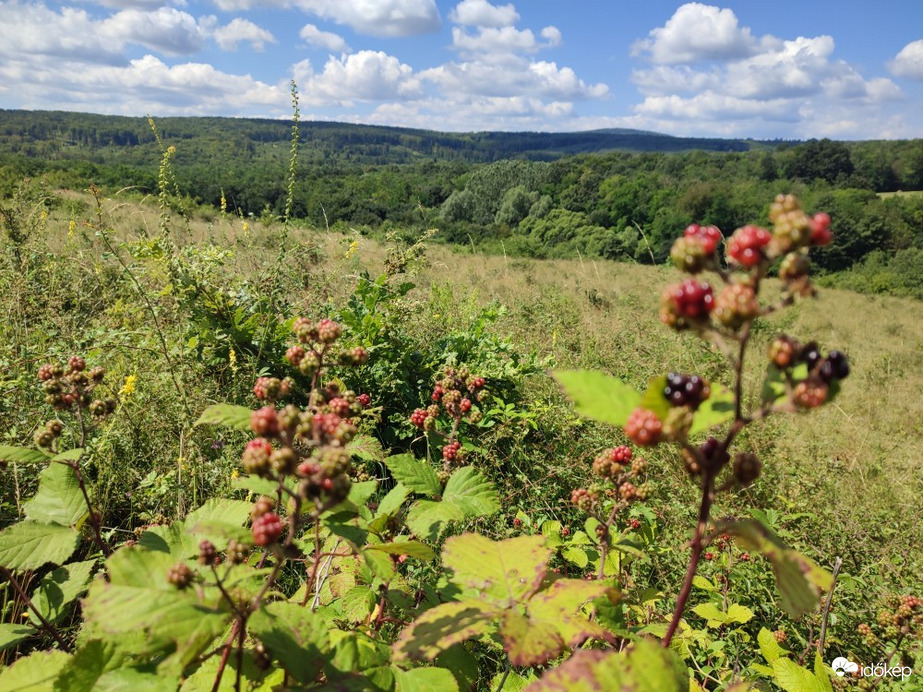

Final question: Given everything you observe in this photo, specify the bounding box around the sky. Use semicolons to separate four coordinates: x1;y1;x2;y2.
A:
0;0;922;140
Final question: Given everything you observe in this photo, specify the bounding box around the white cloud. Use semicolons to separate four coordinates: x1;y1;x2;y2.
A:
0;4;125;65
633;2;757;64
449;0;518;28
213;18;275;51
100;7;207;55
297;0;440;37
294;51;422;106
541;26;562;47
888;40;923;80
299;24;350;52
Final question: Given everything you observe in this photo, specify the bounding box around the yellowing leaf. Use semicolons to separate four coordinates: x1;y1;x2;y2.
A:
393;600;496;662
552;370;641;426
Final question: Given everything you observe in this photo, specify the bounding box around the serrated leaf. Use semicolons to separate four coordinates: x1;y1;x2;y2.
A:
138;522;199;561
726;603;755;625
772;658;828;692
442;467;499;518
721;519;832;618
52;448;85;462
249;601;331;683
758;627;789;664
24;462;88;527
33;559;96;625
340;586;377;622
500;609;564;667
638;375;671;421
435;644;480;692
376;483;411;518
692;602;728;628
384;454;441;497
106;545;178;589
362;547;396;580
526;579;616;650
54;639;120;692
0;521;80;572
442;534;550;606
689;384;735;436
692;575;718;591
347;434;384;461
814;652;834;692
0;649;70;690
562;546;589;568
406;500;465;542
366;541;435;561
392;600;496;662
230;475;281;496
0;445;51;464
194;403;252;430
541;520;563;548
185;499;253;547
0;623;36;652
552;370;641;426
393;666;459;692
525;638;687;692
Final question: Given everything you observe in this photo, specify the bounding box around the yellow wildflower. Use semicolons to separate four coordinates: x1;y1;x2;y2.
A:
230;469;239;481
229;348;238;373
68;220;77;237
119;374;137;398
344;239;359;260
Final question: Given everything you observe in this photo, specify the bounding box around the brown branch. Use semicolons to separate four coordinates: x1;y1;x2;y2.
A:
0;566;71;652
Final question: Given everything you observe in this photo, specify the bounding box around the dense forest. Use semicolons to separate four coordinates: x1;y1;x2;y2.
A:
2;109;922;298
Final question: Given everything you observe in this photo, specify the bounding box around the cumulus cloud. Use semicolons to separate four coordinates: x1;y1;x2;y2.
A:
213;18;276;51
299;24;350;52
100;7;207;55
297;0;440;37
633;2;757;64
449;0;518;28
888;40;923;80
293;51;421;106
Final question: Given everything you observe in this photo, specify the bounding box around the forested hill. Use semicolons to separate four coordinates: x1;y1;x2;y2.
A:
0;109;753;166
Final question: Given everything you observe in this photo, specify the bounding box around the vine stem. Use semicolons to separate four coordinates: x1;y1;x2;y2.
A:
0;566;71;652
662;472;715;648
816;556;843;659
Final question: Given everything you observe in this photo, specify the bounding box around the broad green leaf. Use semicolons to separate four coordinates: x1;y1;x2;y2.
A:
33;559;97;625
327;630;393;680
692;602;728;628
562;546;589;568
499;609;564;667
638;375;671;421
692;575;718;592
0;623;36;652
0;445;51;464
435;644;480;692
0;649;70;690
185;499;253;547
365;541;435;561
721;519;832;618
339;586;377;622
393;600;496;662
249;601;331;683
194;403;252;430
138;522;199;562
814;652;834;692
525;638;687;692
376;483;411;518
689;384;735;436
541;520;564;548
442;534;550;606
23;462;88;527
406;500;465;542
393;666;459;692
758;627;789;664
0;521;80;572
54;639;120;692
363;547;396;581
106;544;179;589
347;434;384;461
384;454;441;497
95;667;178;692
231;475;279;496
181;654;283;692
726;603;755;625
52;448;85;462
442;467;500;518
772;658;828;692
526;579;616;649
552;369;641;426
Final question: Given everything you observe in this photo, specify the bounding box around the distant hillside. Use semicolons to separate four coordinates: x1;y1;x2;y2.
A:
0;109;753;168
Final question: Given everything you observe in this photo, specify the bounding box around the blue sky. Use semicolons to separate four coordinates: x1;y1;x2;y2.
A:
1;0;921;139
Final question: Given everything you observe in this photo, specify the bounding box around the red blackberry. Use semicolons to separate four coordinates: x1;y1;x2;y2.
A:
810;212;832;246
252;512;283;547
660;279;715;329
727;225;771;267
609;446;632;464
768;335;799;369
442;441;461;462
624;408;663;447
410;408;428;428
250;407;280;437
684;223;722;255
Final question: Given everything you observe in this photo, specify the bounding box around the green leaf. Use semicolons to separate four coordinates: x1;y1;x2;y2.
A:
525;638;687;692
231;475;280;496
185;499;253;547
721;519;833;618
540;520;563;548
499;609;564;667
23;462;88;527
689;384;735;436
692;575;718;592
52;448;85;462
525;579;616;650
726;603;755;625
339;586;377;622
814;652;834;692
0;650;70;690
33;559;97;625
0;521;80;572
194;403;252;430
442;467;500;518
393;666;459;692
435;644;480;692
347;434;384;462
562;546;589;568
105;545;177;589
406;500;465;542
758;627;789;664
638;376;670;421
376;483;411;518
692;602;728;628
0;623;36;652
365;541;435;561
249;601;331;683
552;370;641;426
393;600;496;662
442;534;550;606
384;454;441;497
54;639;120;692
0;445;51;464
362;547;397;581
772;658;828;692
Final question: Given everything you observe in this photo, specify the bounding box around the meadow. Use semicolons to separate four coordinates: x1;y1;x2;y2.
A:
0;168;921;690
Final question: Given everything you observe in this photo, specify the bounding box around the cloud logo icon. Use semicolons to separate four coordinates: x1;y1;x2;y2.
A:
831;657;859;677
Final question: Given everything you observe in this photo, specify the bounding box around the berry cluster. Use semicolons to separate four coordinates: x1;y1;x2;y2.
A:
36;357;115;420
670;224;723;274
252;512;283;547
664;373;710;410
285;317;368;378
624;407;663;447
660;279;715;331
411;366;487;470
167;562;195;590
253;376;291;402
769;335;850;409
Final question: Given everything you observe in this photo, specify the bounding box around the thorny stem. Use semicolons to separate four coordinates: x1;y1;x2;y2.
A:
662;471;715;647
211;619;240;692
68;460;111;557
0;567;71;652
816;557;843;659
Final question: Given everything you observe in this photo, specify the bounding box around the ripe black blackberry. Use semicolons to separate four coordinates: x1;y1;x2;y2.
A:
663;373;710;409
